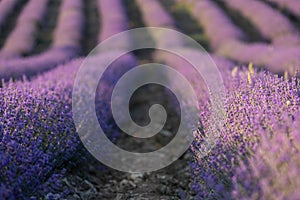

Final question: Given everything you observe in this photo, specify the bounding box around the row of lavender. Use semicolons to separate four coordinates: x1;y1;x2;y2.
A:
0;54;137;199
0;0;299;198
0;0;19;27
0;0;49;58
191;66;300;199
0;0;84;81
135;0;300;199
181;0;300;75
0;0;137;198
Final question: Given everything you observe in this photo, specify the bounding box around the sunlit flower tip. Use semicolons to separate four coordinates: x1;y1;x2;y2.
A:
248;62;254;74
247;72;252;84
284;71;289;81
286;100;291;106
231;66;239;77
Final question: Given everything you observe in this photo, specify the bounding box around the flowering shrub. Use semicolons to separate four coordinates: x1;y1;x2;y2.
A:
0;52;137;199
232;117;300;200
191;66;300;199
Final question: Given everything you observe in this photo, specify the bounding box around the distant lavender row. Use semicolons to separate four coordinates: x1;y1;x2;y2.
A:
0;47;77;81
0;0;49;58
182;0;300;74
0;0;85;81
135;0;235;71
52;0;84;51
266;0;300;19
0;0;18;26
184;0;245;50
135;0;175;28
135;0;185;48
225;0;300;47
97;0;128;42
0;52;137;199
191;67;300;199
218;40;300;74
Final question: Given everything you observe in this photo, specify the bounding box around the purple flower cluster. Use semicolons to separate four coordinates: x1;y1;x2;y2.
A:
0;51;137;198
0;0;85;81
0;59;82;199
226;0;300;47
232;117;300;200
191;66;300;199
0;0;49;58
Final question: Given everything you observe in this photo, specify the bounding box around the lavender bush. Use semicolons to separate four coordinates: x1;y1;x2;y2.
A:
232;117;300;200
0;52;137;199
191;66;300;199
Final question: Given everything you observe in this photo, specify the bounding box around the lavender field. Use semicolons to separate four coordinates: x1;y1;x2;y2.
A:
0;0;299;199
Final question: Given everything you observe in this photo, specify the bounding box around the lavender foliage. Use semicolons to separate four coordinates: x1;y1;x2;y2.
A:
191;66;300;199
0;52;137;199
